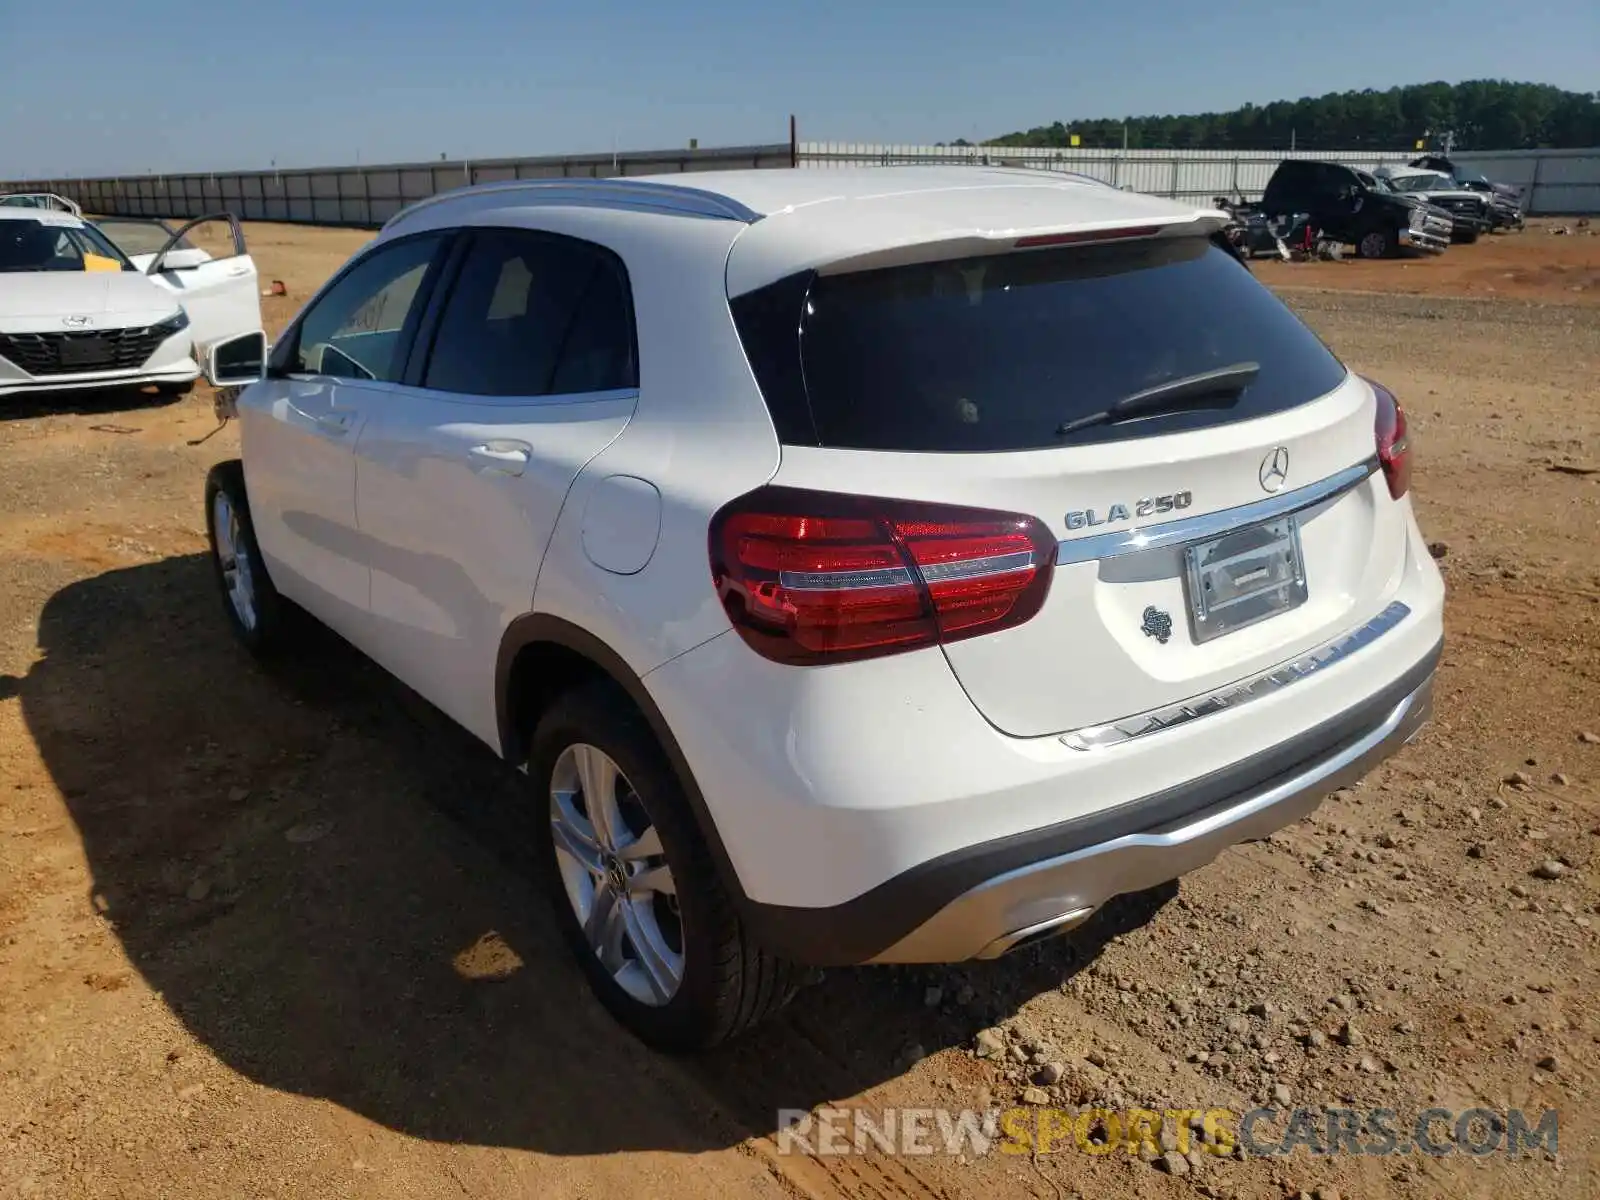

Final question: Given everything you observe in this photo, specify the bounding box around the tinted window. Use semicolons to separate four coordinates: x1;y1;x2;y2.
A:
733;238;1348;452
423;230;635;397
0;219;131;272
293;234;444;381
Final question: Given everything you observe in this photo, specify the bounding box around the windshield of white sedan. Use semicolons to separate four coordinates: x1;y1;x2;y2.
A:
0;219;132;272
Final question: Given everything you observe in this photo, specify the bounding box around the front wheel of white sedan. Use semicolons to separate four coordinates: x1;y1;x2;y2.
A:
529;680;800;1050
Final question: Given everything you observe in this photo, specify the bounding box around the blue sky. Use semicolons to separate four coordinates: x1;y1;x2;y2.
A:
1;0;1595;176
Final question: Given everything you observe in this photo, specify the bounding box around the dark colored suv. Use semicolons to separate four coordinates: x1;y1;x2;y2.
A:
1410;156;1526;231
1261;160;1452;259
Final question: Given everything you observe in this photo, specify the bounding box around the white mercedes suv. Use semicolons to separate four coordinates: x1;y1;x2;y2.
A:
199;168;1444;1049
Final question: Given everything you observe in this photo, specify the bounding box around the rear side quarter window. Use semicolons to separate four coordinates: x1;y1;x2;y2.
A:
421;228;637;398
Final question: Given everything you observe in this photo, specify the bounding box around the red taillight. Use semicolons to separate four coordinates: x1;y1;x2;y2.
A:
1368;378;1412;499
709;487;1057;664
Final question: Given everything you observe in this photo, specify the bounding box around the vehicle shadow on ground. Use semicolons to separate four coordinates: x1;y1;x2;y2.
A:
18;554;1175;1156
0;384;187;423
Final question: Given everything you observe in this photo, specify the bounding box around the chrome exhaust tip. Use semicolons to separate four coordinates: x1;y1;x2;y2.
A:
975;905;1096;959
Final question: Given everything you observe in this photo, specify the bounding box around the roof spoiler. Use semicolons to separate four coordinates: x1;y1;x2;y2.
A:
811;212;1229;278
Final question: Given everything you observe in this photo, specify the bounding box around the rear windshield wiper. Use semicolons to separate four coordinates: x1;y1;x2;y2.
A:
1056;361;1260;437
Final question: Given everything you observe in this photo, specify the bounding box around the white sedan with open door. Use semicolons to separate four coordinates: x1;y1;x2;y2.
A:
0;208;263;398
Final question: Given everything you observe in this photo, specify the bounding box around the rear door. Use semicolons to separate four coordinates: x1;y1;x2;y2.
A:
142;215;261;348
351;226;639;746
737;232;1409;737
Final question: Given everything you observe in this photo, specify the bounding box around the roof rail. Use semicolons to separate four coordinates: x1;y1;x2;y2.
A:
382;177;762;231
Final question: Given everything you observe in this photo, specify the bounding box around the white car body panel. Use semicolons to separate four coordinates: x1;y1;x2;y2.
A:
224;168;1445;961
698;168;1226;296
353;385;636;746
0;270;178;332
145;253;261;351
646;511;1441;908
239;377;376;635
767;372;1393;736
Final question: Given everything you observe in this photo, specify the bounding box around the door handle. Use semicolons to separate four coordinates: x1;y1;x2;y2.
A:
469;441;531;476
314;410;355;435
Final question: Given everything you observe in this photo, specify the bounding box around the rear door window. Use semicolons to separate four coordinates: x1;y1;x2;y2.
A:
421;229;636;397
733;237;1348;452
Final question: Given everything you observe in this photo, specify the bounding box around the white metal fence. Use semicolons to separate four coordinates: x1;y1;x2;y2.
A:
0;144;795;227
797;143;1600;214
5;141;1596;222
1446;148;1600;215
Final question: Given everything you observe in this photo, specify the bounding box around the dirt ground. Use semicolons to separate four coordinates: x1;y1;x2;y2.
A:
1;221;1598;1200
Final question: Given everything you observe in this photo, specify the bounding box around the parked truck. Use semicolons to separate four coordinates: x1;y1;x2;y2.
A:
1259;160;1453;259
1409;155;1526;231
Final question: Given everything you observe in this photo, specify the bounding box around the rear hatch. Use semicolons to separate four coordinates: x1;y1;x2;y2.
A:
728;224;1411;738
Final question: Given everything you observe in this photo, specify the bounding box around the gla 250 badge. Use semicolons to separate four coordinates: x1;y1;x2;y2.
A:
1065;491;1193;531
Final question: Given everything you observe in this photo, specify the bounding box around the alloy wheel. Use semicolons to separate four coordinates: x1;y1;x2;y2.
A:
212;492;258;631
549;743;684;1006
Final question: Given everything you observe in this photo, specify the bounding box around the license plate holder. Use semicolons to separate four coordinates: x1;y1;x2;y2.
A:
58;336;115;369
1184;515;1307;643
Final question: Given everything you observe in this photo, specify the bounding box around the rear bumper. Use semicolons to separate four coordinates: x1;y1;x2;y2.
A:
645;493;1446;966
868;647;1436;962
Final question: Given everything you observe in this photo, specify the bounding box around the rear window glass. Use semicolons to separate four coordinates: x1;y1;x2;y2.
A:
733;237;1348;452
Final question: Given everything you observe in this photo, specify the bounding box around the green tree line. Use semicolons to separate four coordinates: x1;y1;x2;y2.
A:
984;81;1600;151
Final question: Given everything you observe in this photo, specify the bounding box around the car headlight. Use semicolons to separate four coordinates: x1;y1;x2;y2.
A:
150;308;190;338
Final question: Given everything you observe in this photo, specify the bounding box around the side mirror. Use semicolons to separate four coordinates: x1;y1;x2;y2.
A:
204;331;268;387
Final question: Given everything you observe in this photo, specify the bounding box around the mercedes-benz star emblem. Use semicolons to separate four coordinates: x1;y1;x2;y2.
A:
1258;446;1290;493
1140;606;1173;644
62;315;91;328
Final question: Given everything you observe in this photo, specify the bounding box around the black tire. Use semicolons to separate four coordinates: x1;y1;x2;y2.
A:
529;680;798;1050
155;380;195;397
1357;228;1395;259
204;460;297;656
1455;228;1480;244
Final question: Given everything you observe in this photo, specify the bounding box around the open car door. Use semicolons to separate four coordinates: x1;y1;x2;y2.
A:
99;218;215;272
144;213;262;350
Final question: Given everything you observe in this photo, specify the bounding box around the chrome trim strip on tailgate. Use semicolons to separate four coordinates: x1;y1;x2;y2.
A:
1055;457;1380;567
1061;600;1411;750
